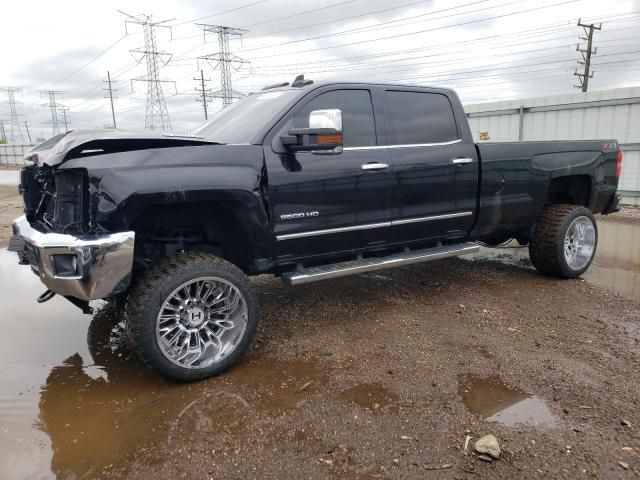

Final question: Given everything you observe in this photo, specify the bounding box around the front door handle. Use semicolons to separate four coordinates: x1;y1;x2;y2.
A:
452;158;474;165
362;162;389;171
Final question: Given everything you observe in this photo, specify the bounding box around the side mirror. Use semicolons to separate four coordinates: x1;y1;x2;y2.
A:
280;109;343;154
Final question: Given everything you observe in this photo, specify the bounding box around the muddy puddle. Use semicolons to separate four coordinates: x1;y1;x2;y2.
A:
459;374;558;428
463;218;640;298
0;250;328;479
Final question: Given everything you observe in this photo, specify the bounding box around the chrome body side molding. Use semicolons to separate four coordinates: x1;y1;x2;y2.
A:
276;211;473;241
343;139;461;151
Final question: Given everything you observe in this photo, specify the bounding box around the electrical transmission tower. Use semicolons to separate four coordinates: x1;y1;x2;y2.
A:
197;24;250;109
574;19;601;93
1;87;26;143
194;70;211;120
104;71;118;128
39;90;64;137
121;11;176;132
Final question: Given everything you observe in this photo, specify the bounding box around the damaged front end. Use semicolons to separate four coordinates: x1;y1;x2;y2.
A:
19;164;91;235
9;129;227;311
10;159;135;310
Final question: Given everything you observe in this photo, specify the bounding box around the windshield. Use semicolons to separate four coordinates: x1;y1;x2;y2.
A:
192;90;300;144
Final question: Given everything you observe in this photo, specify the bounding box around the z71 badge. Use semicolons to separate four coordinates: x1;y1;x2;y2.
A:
280;211;319;220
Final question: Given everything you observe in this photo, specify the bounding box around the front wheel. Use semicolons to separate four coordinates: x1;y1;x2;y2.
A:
529;204;598;279
127;253;257;381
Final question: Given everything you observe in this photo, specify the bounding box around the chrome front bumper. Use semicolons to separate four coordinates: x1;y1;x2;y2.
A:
9;215;135;301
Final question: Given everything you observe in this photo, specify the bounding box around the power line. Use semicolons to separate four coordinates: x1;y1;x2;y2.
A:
40;34;129;90
244;15;640;71
574;18;601;92
243;0;484;42
173;0;269;27
197;24;250;108
238;0;580;60
241;0;358;31
122;11;175;132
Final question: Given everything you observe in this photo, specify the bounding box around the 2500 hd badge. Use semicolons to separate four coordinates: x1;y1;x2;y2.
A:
280;211;320;220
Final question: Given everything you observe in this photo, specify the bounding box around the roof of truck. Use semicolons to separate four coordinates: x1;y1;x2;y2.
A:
258;77;455;95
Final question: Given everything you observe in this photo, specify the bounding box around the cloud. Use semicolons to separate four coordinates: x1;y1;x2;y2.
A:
1;0;639;138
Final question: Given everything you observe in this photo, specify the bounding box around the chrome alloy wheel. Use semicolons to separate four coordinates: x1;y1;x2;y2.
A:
155;276;248;369
563;216;596;271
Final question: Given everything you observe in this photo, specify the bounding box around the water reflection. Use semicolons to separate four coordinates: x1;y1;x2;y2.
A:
33;307;326;478
464;217;640;299
459;374;558;428
0;249;328;479
36;307;172;478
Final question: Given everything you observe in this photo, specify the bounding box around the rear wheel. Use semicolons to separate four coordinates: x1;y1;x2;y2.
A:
529;204;598;278
127;252;257;381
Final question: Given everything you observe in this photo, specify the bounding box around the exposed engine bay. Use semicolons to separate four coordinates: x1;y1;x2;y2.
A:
20;165;90;235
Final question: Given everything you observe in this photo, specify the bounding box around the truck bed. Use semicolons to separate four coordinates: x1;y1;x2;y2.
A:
472;140;620;240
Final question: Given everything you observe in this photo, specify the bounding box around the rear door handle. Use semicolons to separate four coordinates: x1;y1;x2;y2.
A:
452;158;474;165
361;162;389;171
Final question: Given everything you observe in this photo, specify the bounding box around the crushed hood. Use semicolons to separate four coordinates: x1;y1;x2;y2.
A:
25;129;219;167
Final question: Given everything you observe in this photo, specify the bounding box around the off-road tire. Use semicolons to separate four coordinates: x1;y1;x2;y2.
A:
529;204;598;279
126;252;257;381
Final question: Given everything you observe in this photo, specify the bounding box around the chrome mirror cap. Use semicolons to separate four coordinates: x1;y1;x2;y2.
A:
309;109;342;133
309;109;343;154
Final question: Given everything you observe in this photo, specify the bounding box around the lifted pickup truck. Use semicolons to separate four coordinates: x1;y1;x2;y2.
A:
10;77;622;380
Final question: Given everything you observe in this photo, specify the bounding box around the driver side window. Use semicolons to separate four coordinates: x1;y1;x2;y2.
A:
293;89;377;148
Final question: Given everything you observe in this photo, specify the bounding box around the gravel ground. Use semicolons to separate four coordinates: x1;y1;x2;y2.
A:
1;188;639;479
98;258;639;480
0;186;22;243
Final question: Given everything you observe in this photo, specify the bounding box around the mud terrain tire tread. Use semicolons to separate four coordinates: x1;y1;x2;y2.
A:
126;252;257;381
529;203;597;279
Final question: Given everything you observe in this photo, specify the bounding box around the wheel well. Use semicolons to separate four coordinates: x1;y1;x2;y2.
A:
131;201;257;272
545;175;592;207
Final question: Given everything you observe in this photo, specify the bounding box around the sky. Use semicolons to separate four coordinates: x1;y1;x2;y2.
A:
1;0;639;141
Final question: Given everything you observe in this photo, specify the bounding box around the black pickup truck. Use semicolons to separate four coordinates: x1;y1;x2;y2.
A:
10;78;622;380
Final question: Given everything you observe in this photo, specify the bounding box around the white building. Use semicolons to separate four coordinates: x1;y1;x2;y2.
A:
465;86;640;206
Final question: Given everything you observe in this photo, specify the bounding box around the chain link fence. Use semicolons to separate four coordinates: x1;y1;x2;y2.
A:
0;144;35;166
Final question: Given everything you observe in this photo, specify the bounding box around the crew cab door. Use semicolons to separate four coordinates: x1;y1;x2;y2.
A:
383;89;479;243
264;87;393;261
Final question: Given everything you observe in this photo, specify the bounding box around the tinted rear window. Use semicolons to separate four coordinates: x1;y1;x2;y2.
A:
385;91;458;145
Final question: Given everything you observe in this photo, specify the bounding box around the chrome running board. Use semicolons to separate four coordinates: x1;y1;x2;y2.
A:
281;242;479;286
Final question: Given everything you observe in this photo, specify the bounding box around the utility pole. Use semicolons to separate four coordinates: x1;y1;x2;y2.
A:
24;121;32;143
39;90;64;137
104;71;118;128
121;11;176;132
1;87;26;143
194;69;211;120
574;19;601;93
58;106;70;132
197;24;249;109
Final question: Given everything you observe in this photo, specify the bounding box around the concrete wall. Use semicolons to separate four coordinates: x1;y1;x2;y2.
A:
465;86;640;206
